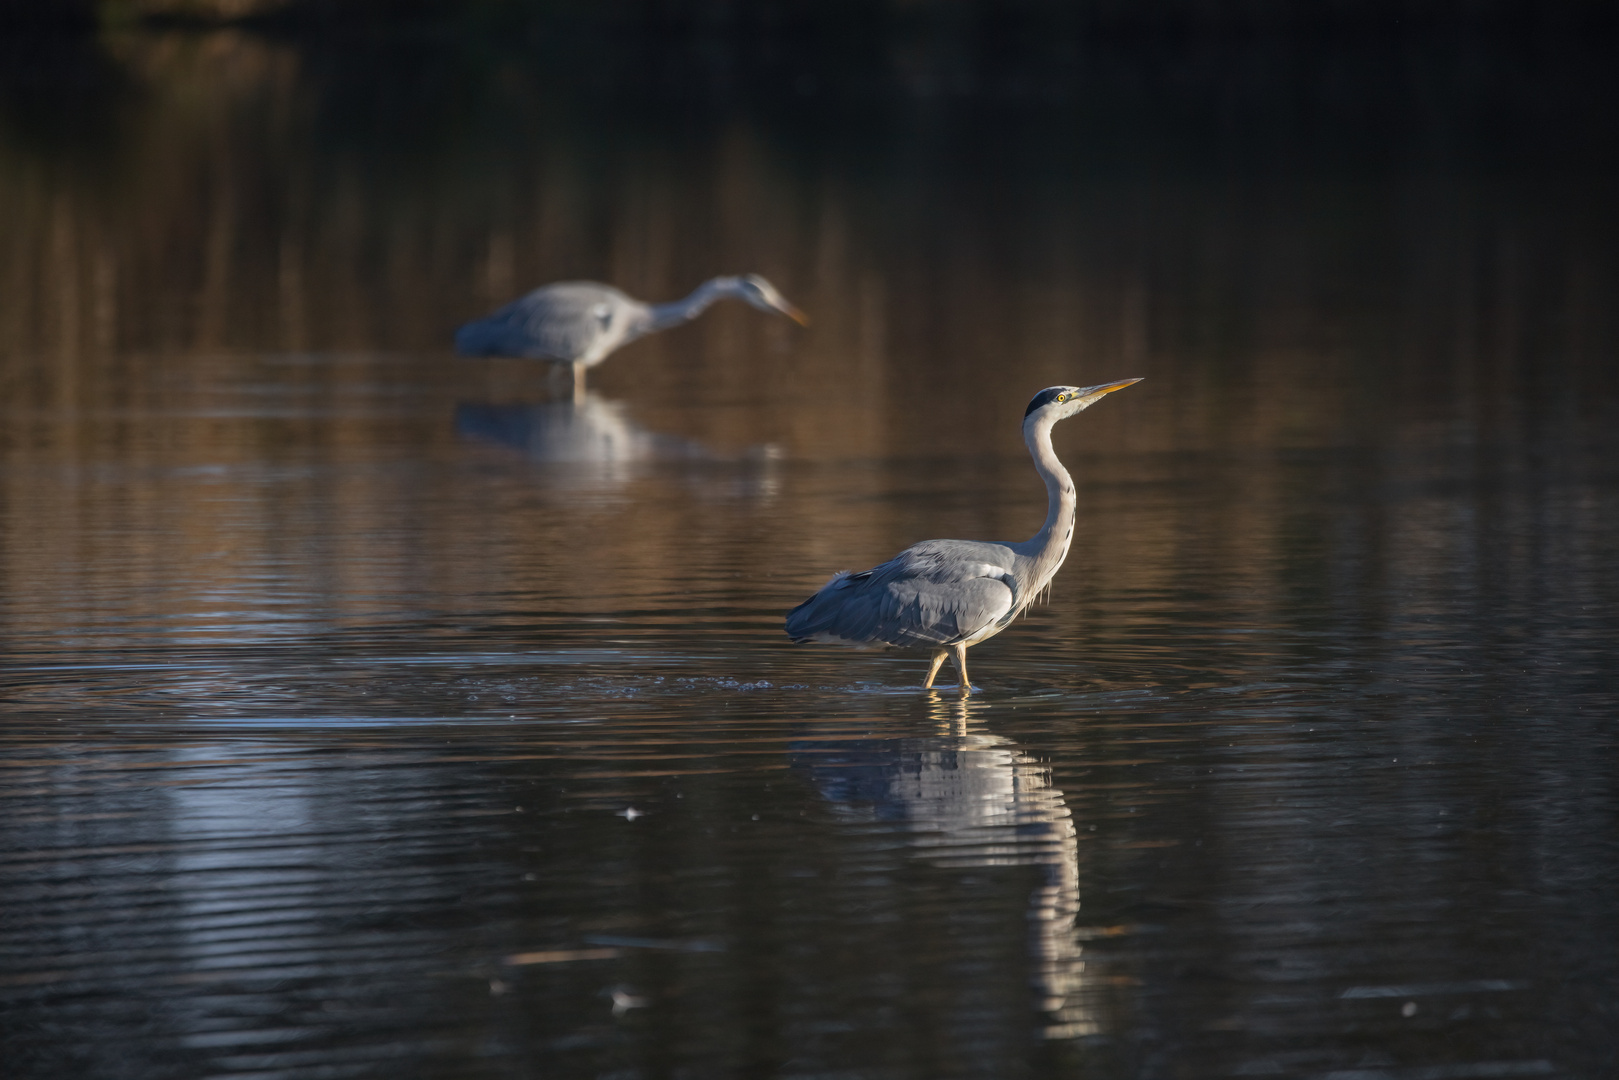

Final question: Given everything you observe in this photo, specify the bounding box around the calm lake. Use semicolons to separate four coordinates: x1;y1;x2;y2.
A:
1;21;1616;1080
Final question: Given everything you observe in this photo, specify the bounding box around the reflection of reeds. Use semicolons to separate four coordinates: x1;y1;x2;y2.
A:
6;31;1617;444
0;29;1615;668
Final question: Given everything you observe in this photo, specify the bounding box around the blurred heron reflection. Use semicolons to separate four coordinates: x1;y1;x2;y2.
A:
455;393;782;496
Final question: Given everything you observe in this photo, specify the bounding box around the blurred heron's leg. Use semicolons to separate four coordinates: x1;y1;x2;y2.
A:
950;642;972;694
572;362;586;402
923;650;948;688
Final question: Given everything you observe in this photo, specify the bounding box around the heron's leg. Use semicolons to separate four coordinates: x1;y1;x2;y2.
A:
923;650;949;689
572;362;586;403
949;642;973;694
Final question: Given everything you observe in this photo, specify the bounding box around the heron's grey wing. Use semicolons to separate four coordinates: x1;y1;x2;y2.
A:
786;540;1019;648
455;282;645;361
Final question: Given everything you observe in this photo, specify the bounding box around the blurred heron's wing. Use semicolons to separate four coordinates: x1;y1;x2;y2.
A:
786;540;1019;648
454;282;647;362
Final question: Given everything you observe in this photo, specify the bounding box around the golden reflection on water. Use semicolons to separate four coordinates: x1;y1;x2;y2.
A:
7;30;1615;446
4;29;1615;675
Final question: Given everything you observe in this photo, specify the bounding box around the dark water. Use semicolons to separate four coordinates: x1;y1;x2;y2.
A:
2;24;1618;1080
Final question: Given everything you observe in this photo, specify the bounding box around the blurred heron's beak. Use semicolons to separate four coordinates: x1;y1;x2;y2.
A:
779;301;810;327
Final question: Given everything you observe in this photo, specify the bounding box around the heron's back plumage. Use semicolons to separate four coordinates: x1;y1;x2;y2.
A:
785;539;1024;649
454;282;649;363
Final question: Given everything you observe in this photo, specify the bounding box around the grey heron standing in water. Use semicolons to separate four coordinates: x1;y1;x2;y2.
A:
455;275;809;398
785;378;1142;692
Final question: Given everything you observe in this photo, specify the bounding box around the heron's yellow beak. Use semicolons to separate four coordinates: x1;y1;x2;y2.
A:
1082;377;1143;397
781;303;811;327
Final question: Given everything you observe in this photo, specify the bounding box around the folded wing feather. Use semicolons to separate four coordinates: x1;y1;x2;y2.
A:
786;541;1020;648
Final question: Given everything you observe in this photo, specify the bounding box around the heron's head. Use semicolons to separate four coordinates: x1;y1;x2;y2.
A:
735;274;810;326
1023;378;1143;425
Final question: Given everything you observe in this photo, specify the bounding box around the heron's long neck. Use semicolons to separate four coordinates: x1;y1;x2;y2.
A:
1023;416;1077;580
647;279;731;331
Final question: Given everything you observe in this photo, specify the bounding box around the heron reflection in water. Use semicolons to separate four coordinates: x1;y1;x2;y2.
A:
791;694;1100;1039
455;394;782;496
787;379;1142;691
455;275;809;399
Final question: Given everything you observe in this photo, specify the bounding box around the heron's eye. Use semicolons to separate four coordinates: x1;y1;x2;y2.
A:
1057;393;1069;402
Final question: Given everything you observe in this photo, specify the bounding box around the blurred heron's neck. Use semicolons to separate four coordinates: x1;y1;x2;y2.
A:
1022;414;1076;573
648;278;735;330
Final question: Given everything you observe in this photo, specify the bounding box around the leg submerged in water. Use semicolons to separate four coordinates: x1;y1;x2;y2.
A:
950;642;973;694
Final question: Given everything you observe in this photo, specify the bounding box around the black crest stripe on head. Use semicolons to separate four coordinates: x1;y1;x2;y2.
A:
1024;387;1065;418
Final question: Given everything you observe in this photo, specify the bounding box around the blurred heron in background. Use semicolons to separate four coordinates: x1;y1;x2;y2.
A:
455;275;809;398
786;378;1142;691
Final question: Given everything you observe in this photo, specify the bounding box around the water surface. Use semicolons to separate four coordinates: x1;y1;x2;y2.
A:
1;25;1616;1080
